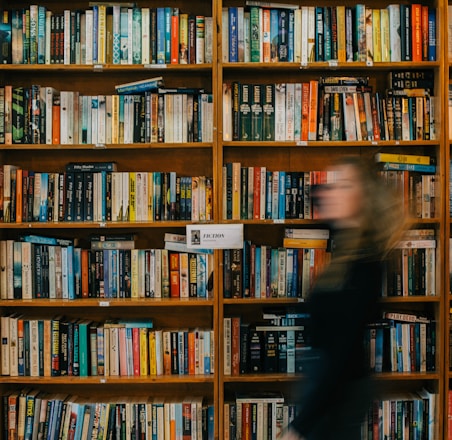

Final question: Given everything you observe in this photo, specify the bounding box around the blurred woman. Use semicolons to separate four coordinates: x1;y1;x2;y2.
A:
280;156;406;440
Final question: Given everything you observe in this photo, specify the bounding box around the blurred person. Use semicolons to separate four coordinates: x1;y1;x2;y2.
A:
280;156;406;440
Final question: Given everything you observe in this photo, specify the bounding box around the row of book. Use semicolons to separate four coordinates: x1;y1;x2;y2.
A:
366;312;436;373
223;77;437;142
3;390;214;440
224;317;310;375
0;315;214;378
365;390;436;439
222;161;437;221
0;164;214;223
223;243;330;299
223;3;437;64
1;85;214;145
223;392;295;440
0;237;214;300
0;6;213;65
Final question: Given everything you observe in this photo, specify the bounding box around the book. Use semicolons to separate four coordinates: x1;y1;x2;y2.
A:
375;152;433;166
115;76;164;95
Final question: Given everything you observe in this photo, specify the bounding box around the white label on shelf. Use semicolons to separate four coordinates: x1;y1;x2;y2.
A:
186;224;244;249
93;64;104;71
328;60;338;67
99;301;110;307
366;60;373;67
274;219;285;224
144;64;167;69
100;378;107;383
371;141;378;145
99;222;107;228
296;141;308;146
300;62;308;68
94;143;106;149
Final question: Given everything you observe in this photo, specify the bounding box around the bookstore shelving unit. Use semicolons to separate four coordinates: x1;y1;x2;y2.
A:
217;0;447;438
0;0;220;439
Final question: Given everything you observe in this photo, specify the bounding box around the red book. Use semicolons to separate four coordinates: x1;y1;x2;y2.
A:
81;249;89;298
253;166;261;220
169;252;180;298
15;168;23;223
301;82;310;141
132;327;140;376
170;13;179;64
411;4;422;62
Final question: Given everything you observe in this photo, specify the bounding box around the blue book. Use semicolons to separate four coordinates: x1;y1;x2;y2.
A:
153;171;162;221
92;6;99;63
379;161;436;173
254;246;261;299
315;7;324;61
207;404;215;440
292;249;299;297
67;245;75;299
375;327;384;373
228;7;238;62
164;7;171;63
428;8;436;61
266;171;272;219
288;11;294;62
204;330;211;374
103;249;110;298
156;8;165;63
196;253;207;298
270;9;279;62
286;248;294;296
169;171;177;220
278;171;286;220
395;323;403;372
37;6;46;64
39;172;49;222
323;7;332;61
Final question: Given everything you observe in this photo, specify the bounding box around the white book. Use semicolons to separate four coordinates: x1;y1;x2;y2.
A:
6;240;14;300
29;319;40;377
141;8;150;64
85;10;94;65
154;249;162;298
127;8;133;65
1;316;10;375
387;4;401;62
9;315;18;376
307;6;316;62
109;326;120;376
44;87;58;144
60;91;74;144
274;84;286;141
285;83;295;141
21;242;32;300
97;95;106;145
63;10;71;64
300;7;309;65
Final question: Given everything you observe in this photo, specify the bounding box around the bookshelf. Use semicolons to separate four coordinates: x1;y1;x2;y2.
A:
218;0;446;439
0;0;219;439
0;0;449;438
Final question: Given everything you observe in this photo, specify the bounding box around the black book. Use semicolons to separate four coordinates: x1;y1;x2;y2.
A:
248;327;263;373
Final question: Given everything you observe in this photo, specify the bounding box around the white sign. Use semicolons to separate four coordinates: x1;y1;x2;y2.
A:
186;224;244;249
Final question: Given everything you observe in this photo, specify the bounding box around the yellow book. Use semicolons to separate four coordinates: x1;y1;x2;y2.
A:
283;238;328;249
336;6;346;62
232;162;241;220
148;330;157;376
372;8;381;62
111;95;119;144
140;327;148;376
97;5;107;64
380;8;390;62
374;152;432;165
147;171;153;222
128;172;136;222
179;13;189;64
131;249;139;298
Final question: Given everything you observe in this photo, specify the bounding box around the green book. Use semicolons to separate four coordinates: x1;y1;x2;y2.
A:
262;84;275;141
251;84;263;141
249;7;260;62
239;83;251;141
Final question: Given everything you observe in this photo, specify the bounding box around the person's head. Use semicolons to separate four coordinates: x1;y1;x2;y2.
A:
314;156;406;256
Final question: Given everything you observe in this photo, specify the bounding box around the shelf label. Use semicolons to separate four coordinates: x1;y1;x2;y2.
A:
186;224;244;249
93;64;104;71
366;60;373;67
371;141;378;145
296;141;308;146
144;63;167;68
300;62;308;68
99;301;110;307
274;219;285;224
328;60;338;67
99;222;107;228
94;143;106;149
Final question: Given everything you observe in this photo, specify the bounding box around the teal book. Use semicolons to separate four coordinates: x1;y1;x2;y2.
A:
132;7;142;64
262;84;275;141
156;8;165;64
37;6;46;64
112;5;121;64
250;7;260;62
78;320;91;377
164;7;171;64
13;241;22;299
239;83;251;141
119;7;128;64
39;172;48;222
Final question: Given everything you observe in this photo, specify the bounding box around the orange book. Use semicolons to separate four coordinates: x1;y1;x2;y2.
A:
81;249;89;298
411;4;422;62
188;331;196;375
307;80;318;141
52;97;60;144
421;5;429;60
163;330;172;375
241;402;252;440
15;168;22;223
170;13;179;64
300;82;310;141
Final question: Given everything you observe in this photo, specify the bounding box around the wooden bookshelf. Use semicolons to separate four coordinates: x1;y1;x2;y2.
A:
0;0;450;438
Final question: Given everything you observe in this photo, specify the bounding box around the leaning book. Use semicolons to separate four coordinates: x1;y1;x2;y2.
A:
114;76;164;95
